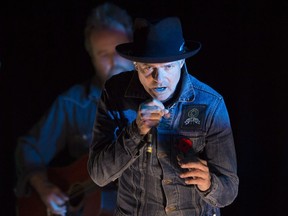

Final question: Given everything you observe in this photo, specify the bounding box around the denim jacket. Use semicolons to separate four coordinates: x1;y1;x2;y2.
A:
15;79;100;196
88;68;239;216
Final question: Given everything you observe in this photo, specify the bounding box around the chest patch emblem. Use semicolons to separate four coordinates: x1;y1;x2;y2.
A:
180;105;206;129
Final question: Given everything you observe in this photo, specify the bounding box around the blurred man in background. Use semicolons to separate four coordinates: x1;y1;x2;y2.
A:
14;2;134;216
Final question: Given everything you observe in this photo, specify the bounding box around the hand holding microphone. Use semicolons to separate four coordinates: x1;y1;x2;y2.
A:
136;98;170;135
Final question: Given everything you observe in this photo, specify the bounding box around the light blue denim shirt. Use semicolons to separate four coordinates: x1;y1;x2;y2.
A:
15;79;100;196
88;68;239;216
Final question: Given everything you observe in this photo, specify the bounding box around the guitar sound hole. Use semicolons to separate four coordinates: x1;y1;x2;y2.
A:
68;183;85;208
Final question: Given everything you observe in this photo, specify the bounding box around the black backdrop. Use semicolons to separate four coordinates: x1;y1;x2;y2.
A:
1;0;288;215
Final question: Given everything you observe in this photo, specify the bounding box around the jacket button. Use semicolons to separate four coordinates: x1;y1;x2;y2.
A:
165;205;177;213
162;179;172;184
157;152;167;158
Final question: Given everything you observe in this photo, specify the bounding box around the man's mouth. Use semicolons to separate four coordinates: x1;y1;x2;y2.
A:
153;87;166;93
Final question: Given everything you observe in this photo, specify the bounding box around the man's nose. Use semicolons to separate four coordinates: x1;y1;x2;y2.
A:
152;69;164;83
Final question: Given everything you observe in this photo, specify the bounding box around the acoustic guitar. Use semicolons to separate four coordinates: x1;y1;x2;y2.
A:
16;154;113;216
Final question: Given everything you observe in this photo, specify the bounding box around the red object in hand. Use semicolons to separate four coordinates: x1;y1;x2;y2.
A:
177;138;193;153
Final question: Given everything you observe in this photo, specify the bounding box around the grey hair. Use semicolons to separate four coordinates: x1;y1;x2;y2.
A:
84;2;133;54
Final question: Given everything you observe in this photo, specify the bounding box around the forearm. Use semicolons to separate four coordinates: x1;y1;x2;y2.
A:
29;172;50;194
201;172;239;208
14;139;47;196
88;122;147;186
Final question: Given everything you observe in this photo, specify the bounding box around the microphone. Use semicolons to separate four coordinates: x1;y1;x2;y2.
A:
147;127;157;154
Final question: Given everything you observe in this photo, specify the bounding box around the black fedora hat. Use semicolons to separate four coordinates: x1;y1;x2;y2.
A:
116;17;201;63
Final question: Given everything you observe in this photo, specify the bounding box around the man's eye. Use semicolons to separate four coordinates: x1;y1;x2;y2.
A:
144;67;153;72
164;65;173;70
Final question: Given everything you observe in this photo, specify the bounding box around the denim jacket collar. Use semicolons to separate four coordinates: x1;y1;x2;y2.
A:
124;71;151;100
88;78;102;101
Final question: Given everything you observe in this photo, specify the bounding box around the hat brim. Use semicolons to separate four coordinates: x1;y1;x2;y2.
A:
116;40;201;63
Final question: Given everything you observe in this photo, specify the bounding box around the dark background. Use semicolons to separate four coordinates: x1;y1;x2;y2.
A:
1;0;288;215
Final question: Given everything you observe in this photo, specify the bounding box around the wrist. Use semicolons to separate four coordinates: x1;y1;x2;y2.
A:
29;172;50;191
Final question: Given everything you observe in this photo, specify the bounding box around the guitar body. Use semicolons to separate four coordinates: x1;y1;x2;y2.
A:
16;154;103;216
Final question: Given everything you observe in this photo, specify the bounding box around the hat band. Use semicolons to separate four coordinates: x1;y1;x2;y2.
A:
134;40;185;57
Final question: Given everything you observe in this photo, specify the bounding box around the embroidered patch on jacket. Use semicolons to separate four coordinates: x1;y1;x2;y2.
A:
180;105;206;129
